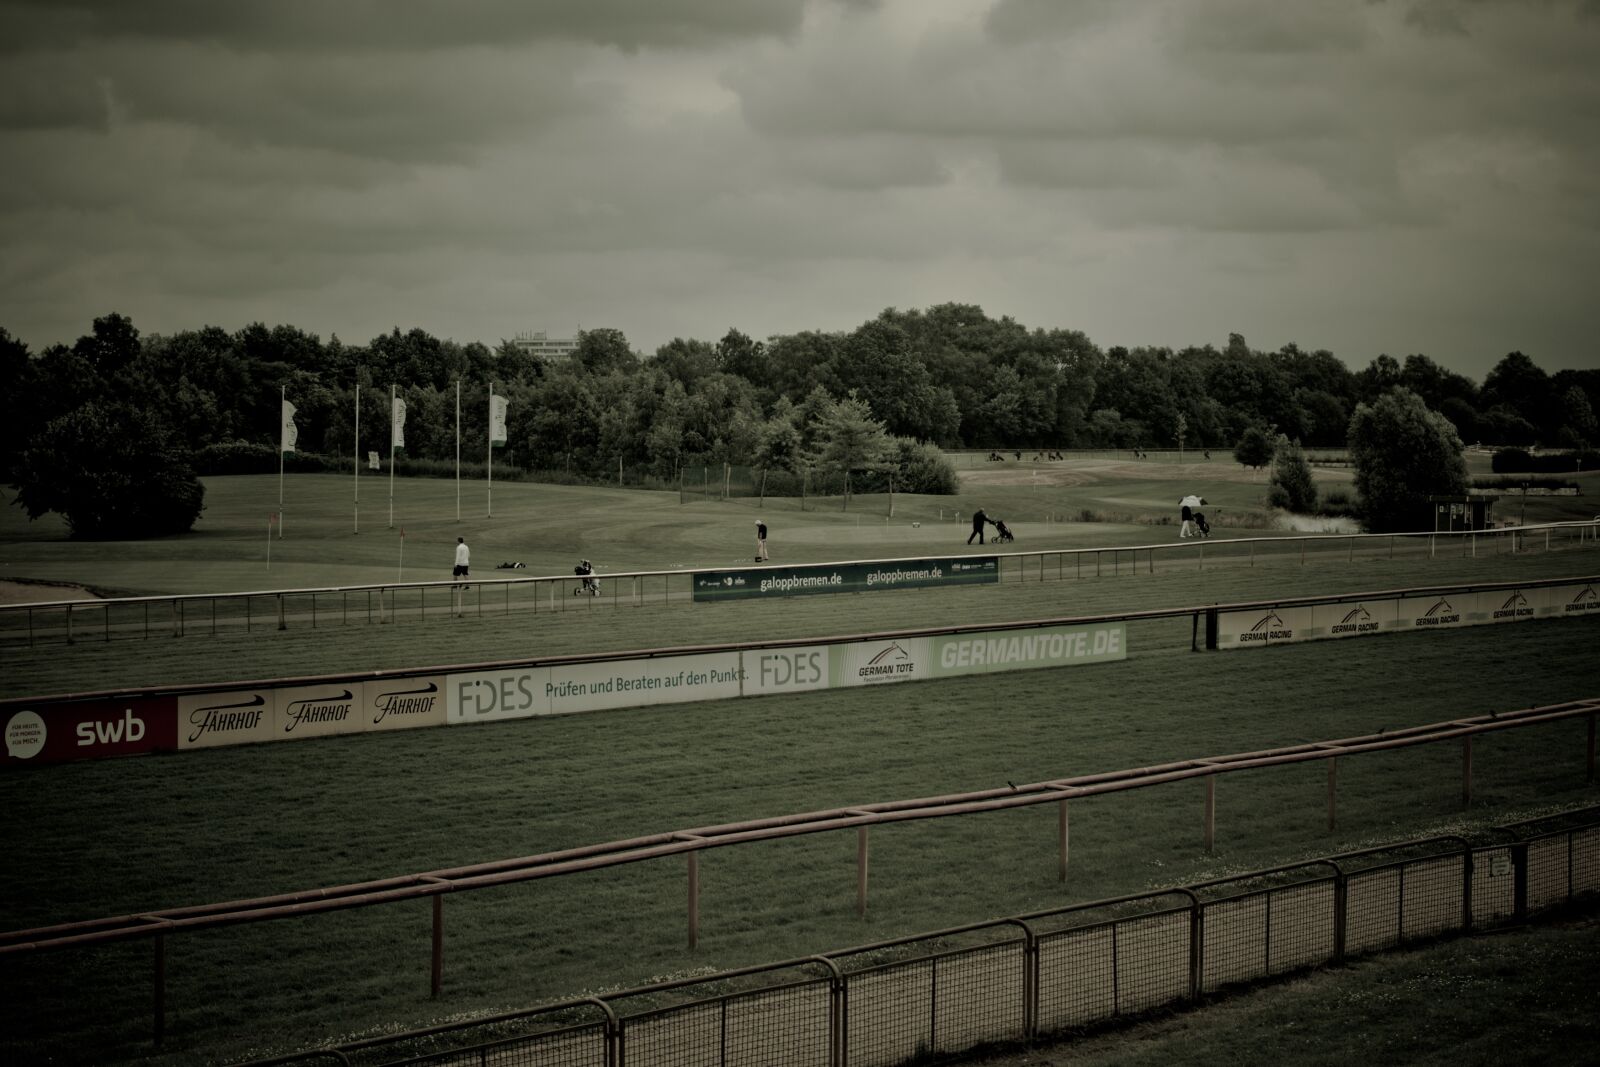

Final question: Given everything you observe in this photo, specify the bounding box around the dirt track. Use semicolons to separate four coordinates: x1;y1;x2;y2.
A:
0;580;99;606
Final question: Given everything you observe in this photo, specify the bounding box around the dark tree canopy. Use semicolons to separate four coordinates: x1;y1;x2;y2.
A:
1348;389;1469;533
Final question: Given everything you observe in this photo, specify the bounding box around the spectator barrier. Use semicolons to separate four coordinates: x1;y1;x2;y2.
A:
4;575;1595;768
1;520;1594;648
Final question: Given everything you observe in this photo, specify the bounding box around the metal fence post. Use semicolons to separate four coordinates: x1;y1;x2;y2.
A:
431;894;444;998
1327;757;1338;831
1512;842;1529;922
688;852;700;950
1183;890;1202;1000
1331;863;1348;963
1588;714;1595;782
1462;736;1472;809
277;594;286;631
1058;799;1069;882
857;827;870;918
153;930;166;1048
1204;775;1216;852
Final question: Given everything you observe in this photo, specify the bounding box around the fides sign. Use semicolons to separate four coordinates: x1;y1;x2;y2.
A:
1216;582;1599;650
692;557;999;602
441;623;1125;728
446;652;746;725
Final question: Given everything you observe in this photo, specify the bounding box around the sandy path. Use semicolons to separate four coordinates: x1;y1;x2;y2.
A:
0;579;100;605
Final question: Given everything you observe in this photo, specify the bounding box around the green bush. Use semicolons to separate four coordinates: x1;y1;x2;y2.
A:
1490;448;1600;473
1316;488;1361;518
193;440;339;475
1266;440;1318;513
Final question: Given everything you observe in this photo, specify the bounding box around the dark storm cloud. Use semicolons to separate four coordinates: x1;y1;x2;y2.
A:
0;0;1596;378
0;0;813;53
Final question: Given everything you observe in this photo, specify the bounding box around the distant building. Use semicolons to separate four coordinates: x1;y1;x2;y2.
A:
511;331;579;360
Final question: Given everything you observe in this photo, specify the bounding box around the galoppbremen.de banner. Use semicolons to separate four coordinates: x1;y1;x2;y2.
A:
692;557;999;602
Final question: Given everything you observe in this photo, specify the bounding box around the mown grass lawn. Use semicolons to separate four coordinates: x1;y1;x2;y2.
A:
0;467;1596;1065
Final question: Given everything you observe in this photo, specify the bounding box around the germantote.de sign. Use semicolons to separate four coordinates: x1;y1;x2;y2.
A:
692;556;999;602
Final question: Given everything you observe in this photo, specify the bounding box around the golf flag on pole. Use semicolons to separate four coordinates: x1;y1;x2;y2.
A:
280;399;298;454
489;393;508;447
391;396;407;449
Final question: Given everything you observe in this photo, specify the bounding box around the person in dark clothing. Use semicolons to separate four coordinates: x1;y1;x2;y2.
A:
754;518;769;561
573;559;599;596
968;508;990;544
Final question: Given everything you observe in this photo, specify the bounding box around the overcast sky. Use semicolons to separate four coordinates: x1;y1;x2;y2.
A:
2;0;1597;381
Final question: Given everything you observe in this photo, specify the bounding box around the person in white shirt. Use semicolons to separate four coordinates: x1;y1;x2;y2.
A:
453;537;470;580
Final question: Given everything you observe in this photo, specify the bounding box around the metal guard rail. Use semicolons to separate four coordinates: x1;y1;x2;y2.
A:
3;571;1596;709
3;696;1595;954
2;518;1595;616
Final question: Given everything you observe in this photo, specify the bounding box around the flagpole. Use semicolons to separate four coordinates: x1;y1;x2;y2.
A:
278;386;285;539
455;378;461;522
487;381;494;519
353;381;360;535
389;384;396;529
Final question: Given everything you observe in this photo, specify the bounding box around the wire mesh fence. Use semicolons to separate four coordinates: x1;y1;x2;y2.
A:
245;812;1598;1067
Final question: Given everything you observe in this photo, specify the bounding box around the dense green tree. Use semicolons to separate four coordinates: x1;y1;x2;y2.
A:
14;400;205;537
1348;389;1468;533
1233;425;1276;470
1482;351;1553;441
0;327;31;480
1266;438;1318;513
807;392;894;508
651;337;718;388
572;328;638;376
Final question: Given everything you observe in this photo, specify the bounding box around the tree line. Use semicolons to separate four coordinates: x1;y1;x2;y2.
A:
1;306;1594;535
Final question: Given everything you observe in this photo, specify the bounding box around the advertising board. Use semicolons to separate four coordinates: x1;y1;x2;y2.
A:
1545;582;1600;619
930;623;1126;674
1396;593;1469;631
740;644;832;697
3;695;176;766
447;653;746;724
1214;605;1317;648
177;689;277;750
1312;600;1397;640
692;557;998;603
1471;587;1544;625
362;675;447;732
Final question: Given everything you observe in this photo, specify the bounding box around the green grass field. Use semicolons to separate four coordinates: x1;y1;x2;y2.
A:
0;459;1597;1065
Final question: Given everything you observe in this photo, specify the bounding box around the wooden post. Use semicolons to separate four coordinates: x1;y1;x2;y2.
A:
1058;799;1069;882
1327;757;1337;831
1204;775;1216;852
1461;736;1473;809
857;826;870;918
687;852;700;949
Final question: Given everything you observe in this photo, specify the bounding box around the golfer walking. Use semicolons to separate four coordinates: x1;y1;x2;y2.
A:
1179;495;1205;538
968;508;991;545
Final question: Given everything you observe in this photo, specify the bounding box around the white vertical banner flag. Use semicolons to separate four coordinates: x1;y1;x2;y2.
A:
489;394;508;447
391;396;407;449
280;399;298;454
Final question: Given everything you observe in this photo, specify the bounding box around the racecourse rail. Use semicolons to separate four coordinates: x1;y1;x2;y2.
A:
1;519;1596;647
2;699;1595;1054
239;807;1599;1067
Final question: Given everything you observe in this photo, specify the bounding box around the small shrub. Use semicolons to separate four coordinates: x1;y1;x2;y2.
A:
1316;488;1361;518
1490;448;1599;473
